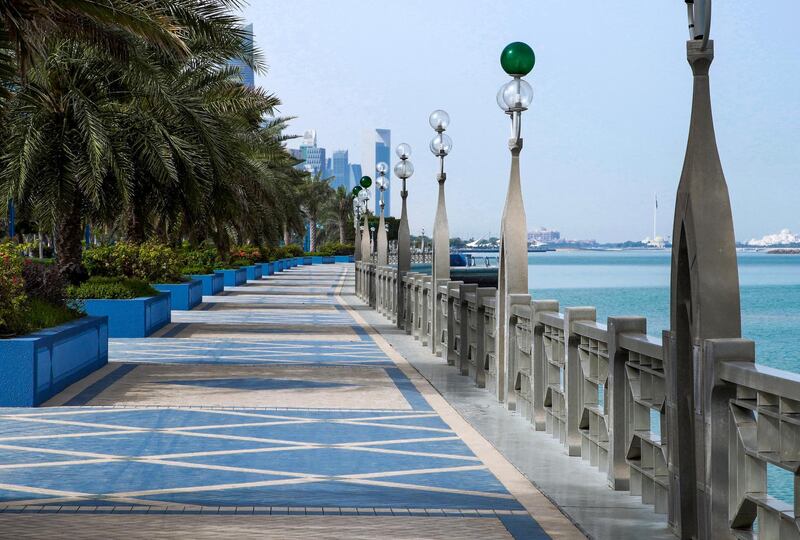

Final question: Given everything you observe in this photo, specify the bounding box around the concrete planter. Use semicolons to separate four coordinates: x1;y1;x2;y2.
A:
215;268;247;286
153;279;203;310
244;265;262;281
334;255;354;263
303;256;313;265
191;273;224;296
322;256;335;264
0;316;109;406
82;293;171;338
259;262;273;276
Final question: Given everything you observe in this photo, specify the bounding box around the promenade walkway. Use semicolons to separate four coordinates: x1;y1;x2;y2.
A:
0;264;580;539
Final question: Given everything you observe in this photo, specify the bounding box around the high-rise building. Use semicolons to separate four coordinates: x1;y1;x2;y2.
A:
295;130;326;176
330;151;350;191
227;23;255;88
361;129;391;216
349;164;362;190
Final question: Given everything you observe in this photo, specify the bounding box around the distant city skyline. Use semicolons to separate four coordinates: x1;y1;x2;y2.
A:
244;2;800;242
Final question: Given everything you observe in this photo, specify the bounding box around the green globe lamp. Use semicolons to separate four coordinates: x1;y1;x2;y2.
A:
360;176;372;189
497;41;535;149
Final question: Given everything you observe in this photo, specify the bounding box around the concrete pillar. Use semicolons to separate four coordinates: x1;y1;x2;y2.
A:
667;39;742;540
532;300;559;430
606;316;647;491
396;181;411;329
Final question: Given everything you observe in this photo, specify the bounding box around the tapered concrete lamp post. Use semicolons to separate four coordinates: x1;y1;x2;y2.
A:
376;163;389;266
494;42;535;403
352;186;363;262
429;110;453;354
358;177;372;262
665;1;745;537
394;143;414;329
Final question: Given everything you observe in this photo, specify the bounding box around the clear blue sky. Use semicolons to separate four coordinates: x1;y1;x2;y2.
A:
242;1;800;243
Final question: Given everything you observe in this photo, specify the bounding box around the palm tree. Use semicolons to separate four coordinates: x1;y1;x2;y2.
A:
299;171;334;253
328;185;353;244
0;0;188;86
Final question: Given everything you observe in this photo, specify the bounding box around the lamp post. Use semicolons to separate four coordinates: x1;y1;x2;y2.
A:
352;186;363;263
495;42;535;403
376;163;389;266
394;143;414;329
370;226;376;255
358;176;372;263
429;109;452;354
666;2;742;538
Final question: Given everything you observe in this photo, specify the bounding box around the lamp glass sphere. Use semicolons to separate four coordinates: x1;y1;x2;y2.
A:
377;176;388;190
500;78;533;111
376;162;388;175
395;143;412;160
429;133;453;157
394;160;414;180
359;175;372;188
358;190;368;203
500;42;535;76
429;110;450;131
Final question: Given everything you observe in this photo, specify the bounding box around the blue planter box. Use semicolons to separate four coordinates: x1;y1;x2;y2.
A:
303;256;313;265
82;293;171;338
0;316;109;406
244;265;262;281
153;279;203;310
191;273;224;296
215;268;247;286
333;255;354;263
322;256;335;264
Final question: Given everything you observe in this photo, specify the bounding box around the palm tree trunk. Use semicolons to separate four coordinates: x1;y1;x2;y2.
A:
126;192;146;243
338;217;346;243
56;190;86;284
283;222;290;246
309;217;317;252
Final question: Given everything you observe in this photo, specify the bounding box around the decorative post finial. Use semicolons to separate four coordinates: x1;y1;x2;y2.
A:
494;41;535;403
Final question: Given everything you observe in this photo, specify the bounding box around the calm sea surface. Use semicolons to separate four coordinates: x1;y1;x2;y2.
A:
515;249;800;502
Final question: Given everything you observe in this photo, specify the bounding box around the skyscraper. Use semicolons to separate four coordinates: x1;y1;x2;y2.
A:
295;130;326;176
331;151;350;190
227;23;255;89
361;129;391;216
349;164;362;190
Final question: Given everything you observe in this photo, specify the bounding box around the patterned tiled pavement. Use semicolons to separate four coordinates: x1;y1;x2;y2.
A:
0;264;582;539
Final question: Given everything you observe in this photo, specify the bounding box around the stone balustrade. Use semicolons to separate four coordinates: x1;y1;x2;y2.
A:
353;259;800;539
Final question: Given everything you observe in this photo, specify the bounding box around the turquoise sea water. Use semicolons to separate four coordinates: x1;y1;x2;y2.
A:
520;250;800;503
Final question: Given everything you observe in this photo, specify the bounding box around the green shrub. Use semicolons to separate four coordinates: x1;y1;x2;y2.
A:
229;258;252;268
179;245;220;274
230;245;262;264
135;242;182;282
284;244;304;257
317;242;354;256
26;298;83;331
83;242;182;283
0;243;27;335
68;277;159;300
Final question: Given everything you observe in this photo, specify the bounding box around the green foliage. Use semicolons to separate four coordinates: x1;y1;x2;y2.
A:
67;277;159;300
284;244;304;257
23;259;67;307
0;243;27;335
83;243;182;283
25;299;84;333
179;245;220;275
316;242;354;256
230;246;262;265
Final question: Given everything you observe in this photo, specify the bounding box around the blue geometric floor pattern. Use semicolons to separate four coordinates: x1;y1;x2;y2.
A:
156;377;358;391
109;339;392;366
0;265;549;539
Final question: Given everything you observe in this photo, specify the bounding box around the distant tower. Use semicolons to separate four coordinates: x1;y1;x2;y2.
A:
331;150;350;190
654;193;658;241
361;129;391;216
227;23;255;88
295;130;326;176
